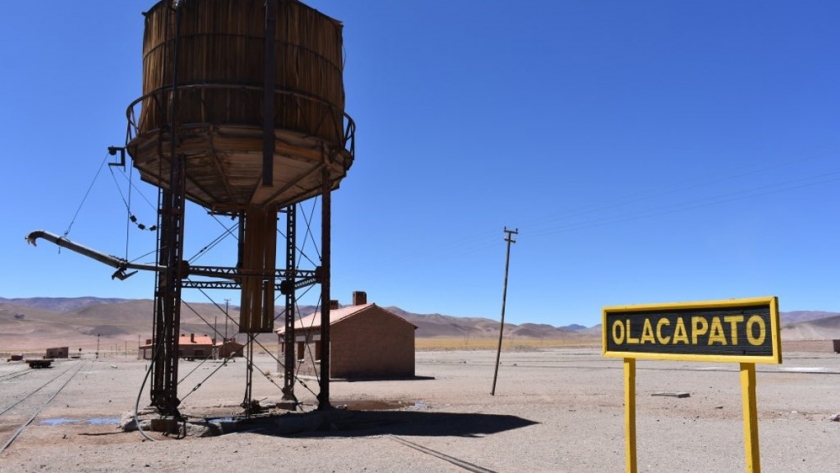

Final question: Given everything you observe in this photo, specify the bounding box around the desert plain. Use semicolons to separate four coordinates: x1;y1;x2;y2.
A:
1;341;839;473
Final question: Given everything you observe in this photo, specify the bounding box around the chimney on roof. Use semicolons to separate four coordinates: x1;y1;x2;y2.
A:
329;300;339;310
352;291;367;305
190;333;195;343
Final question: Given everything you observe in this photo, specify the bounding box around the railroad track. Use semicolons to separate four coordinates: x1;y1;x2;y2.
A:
0;361;86;455
0;369;33;383
390;435;497;473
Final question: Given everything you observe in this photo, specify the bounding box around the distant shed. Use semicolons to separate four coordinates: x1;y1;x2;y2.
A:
46;347;69;359
215;338;245;359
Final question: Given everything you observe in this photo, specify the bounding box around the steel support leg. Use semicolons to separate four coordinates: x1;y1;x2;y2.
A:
150;154;186;417
318;165;331;410
242;334;256;416
150;2;185;418
282;205;297;401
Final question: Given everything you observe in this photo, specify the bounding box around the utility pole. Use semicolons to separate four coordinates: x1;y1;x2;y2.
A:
224;299;230;341
96;333;100;360
491;227;517;396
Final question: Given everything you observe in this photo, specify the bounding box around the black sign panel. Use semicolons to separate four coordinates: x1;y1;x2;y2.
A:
602;298;780;362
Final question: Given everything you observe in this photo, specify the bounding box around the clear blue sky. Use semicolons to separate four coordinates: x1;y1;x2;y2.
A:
2;1;839;327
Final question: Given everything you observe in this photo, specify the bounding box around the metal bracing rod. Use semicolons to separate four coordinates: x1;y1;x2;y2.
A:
187;265;317;280
181;277;319;291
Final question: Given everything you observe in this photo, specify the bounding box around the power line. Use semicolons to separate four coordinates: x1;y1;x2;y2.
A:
438;154;840;253
528;168;840;239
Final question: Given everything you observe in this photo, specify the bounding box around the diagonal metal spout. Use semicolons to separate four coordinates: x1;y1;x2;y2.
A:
25;230;163;280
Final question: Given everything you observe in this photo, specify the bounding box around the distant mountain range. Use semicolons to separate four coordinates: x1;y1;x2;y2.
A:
382;306;597;339
1;297;839;353
0;296;129;314
0;296;595;343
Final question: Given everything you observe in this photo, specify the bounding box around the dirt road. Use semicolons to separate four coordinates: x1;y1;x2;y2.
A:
1;347;838;472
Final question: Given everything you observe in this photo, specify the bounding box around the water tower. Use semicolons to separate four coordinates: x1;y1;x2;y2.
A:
123;0;355;416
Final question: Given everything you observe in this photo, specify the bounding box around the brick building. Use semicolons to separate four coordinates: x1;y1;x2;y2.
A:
277;292;417;379
140;333;215;360
215;338;245;359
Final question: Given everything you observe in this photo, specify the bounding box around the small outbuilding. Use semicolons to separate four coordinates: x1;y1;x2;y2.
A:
139;333;215;360
214;337;245;359
46;347;69;359
277;291;417;379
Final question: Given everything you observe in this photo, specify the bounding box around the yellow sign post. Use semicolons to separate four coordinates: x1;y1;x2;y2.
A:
602;297;781;473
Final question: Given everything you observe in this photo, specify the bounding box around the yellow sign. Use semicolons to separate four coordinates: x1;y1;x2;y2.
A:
604;297;782;473
603;296;781;364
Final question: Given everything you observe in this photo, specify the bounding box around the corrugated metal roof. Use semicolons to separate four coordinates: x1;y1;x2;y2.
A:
276;303;417;335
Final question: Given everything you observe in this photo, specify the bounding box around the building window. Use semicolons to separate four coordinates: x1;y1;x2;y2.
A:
314;341;321;361
297;342;304;361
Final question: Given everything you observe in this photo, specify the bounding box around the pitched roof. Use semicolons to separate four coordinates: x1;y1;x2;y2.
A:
214;338;243;348
276;303;416;335
139;334;215;349
178;334;214;346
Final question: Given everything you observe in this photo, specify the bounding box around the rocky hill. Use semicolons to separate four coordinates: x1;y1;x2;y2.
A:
2;297;839;353
780;314;840;340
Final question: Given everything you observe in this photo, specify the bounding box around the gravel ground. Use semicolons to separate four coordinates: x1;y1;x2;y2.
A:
1;347;838;472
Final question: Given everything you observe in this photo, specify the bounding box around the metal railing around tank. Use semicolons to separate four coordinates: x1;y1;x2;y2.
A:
124;83;355;159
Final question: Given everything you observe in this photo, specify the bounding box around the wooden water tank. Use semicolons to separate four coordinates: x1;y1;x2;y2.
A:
126;0;354;212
